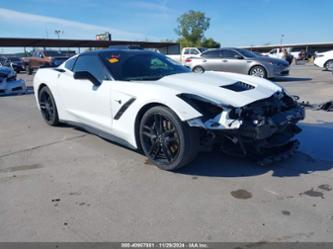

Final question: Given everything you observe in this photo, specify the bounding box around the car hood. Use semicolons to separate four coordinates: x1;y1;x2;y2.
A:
317;50;333;56
152;71;282;108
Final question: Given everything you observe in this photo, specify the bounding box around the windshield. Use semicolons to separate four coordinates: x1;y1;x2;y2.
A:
198;48;207;53
44;51;74;57
101;51;190;81
8;57;21;62
234;48;257;58
43;51;63;57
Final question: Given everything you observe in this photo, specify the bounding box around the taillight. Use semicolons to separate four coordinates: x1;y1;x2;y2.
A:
185;58;192;63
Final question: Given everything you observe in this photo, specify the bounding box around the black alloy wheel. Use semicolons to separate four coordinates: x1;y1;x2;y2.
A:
38;86;59;126
139;106;198;170
325;60;333;71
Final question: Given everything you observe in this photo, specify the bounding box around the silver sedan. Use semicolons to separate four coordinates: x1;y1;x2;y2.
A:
184;48;290;78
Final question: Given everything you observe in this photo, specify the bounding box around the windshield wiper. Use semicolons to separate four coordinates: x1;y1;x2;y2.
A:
125;75;165;81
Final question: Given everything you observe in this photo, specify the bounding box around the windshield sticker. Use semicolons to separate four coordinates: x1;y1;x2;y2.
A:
108;55;120;64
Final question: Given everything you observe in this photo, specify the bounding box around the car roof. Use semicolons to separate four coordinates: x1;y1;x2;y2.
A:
202;47;239;53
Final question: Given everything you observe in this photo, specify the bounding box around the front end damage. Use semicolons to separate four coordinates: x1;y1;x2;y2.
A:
0;67;26;96
184;91;305;165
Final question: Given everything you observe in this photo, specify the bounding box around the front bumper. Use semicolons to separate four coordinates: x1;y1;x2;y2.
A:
0;79;27;96
238;106;304;140
270;66;290;77
188;97;305;164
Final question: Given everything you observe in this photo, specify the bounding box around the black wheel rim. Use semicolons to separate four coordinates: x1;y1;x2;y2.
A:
141;113;180;165
327;61;333;69
39;90;55;122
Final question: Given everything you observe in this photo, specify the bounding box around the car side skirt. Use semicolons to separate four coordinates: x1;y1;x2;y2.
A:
61;120;137;150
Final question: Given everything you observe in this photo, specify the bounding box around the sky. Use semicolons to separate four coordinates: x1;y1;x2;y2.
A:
0;0;333;47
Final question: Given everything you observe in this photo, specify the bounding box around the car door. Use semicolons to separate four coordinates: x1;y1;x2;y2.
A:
200;50;223;71
57;54;113;131
181;48;190;62
220;49;249;74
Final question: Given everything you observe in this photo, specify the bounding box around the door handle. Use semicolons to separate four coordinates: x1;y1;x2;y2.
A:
222;60;228;63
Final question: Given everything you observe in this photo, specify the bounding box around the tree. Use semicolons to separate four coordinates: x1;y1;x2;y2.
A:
175;10;210;47
202;38;221;48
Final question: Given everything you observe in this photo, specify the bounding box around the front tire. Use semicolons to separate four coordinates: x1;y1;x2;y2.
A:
249;65;267;78
38;86;60;126
324;60;333;70
139;106;199;170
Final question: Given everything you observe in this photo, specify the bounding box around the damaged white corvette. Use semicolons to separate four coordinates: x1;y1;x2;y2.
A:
33;49;304;170
0;66;26;96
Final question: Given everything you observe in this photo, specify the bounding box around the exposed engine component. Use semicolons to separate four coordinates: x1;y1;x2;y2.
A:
187;91;305;165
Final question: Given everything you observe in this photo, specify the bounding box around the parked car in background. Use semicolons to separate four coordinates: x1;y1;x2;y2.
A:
263;47;293;64
0;56;25;73
8;57;26;73
289;48;305;60
185;48;290;78
33;48;304;170
0;65;26;95
22;50;75;74
0;56;8;67
167;47;206;63
314;50;333;70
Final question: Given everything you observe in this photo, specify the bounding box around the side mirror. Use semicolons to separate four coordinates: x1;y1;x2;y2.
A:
74;71;101;86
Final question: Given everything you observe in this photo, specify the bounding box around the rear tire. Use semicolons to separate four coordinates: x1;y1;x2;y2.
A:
38;86;60;126
139;106;199;170
249;65;267;78
192;66;205;73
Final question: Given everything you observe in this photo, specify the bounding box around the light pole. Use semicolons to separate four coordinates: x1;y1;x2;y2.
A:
280;34;285;45
54;30;64;52
54;30;64;39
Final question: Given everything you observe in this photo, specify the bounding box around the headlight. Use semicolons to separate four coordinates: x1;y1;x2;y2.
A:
270;81;291;95
267;61;280;66
177;93;224;121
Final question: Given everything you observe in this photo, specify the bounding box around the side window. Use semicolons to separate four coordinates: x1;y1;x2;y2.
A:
184;49;190;55
270;49;276;54
64;57;77;71
201;50;221;59
190;49;199;55
221;49;239;59
150;58;168;70
73;55;110;82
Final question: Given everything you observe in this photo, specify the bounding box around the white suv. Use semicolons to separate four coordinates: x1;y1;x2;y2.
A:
314;50;333;70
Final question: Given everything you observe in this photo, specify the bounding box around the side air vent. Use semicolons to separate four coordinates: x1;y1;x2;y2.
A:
221;81;255;92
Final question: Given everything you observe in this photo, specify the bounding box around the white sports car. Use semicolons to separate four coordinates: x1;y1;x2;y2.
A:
33;49;304;170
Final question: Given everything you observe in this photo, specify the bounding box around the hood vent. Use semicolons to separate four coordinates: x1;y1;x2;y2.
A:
221;81;255;92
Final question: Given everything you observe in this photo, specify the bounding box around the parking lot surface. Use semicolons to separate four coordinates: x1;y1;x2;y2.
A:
0;64;332;242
